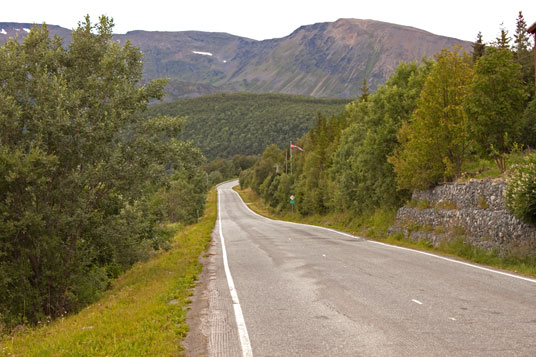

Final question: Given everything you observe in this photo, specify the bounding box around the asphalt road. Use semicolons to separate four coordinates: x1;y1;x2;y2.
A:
205;180;536;356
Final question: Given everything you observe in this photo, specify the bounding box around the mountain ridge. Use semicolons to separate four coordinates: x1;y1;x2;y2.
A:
0;19;471;99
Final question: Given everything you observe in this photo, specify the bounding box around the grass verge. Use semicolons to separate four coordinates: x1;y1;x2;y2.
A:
1;189;217;356
237;186;395;239
235;186;536;278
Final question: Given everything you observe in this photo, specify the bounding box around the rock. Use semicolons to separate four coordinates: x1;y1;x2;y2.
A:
390;179;536;257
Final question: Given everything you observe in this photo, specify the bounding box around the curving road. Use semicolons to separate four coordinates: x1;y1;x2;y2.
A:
200;180;536;356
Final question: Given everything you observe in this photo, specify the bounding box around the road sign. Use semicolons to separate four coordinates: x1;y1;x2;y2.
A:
290;200;295;205
290;195;295;200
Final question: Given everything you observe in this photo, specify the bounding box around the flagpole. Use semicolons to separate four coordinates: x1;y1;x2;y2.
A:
290;141;293;175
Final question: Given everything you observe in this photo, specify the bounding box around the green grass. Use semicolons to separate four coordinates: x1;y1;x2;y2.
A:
235;186;536;278
236;187;396;239
461;150;531;180
0;189;217;356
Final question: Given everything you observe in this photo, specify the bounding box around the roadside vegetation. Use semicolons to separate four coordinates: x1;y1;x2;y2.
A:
0;189;216;356
0;16;208;333
238;12;536;271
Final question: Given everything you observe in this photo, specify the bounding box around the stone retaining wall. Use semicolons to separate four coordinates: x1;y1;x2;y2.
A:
389;179;536;256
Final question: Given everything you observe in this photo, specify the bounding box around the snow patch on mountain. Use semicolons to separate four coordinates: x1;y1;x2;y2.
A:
192;50;213;56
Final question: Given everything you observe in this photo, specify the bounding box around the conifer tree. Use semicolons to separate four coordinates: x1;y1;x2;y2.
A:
496;25;512;50
472;31;486;63
514;11;531;54
513;11;535;95
359;78;370;102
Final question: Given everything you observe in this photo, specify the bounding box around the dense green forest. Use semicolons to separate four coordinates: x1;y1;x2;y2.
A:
145;92;349;159
241;12;536;226
0;17;208;330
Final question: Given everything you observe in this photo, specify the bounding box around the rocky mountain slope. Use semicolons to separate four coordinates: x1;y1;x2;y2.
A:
1;19;471;99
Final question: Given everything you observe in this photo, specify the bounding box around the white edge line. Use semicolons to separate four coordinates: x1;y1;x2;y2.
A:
230;183;536;285
218;189;253;357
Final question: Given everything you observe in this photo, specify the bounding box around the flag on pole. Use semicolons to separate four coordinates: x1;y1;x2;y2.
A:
290;143;304;152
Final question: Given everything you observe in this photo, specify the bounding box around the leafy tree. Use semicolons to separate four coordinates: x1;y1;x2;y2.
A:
520;98;536;148
157;171;208;224
0;16;203;328
390;47;474;190
296;114;343;215
466;46;528;171
231;155;258;172
334;60;432;211
244;144;283;194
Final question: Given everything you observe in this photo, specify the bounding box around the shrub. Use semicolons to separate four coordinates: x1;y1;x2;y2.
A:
506;154;536;225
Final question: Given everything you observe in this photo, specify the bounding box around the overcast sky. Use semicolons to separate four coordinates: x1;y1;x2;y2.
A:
1;1;535;43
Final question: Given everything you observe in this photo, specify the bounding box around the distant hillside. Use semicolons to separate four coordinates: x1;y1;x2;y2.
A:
1;19;471;100
145;93;349;159
163;79;227;100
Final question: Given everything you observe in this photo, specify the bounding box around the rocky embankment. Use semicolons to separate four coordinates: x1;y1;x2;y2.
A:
389;179;536;257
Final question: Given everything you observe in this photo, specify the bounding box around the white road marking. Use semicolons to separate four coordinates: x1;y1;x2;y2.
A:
231;187;536;285
368;241;536;284
412;299;423;305
218;189;253;357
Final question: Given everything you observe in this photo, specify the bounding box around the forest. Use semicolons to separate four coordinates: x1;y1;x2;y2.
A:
240;12;536;228
145;92;349;159
0;17;209;330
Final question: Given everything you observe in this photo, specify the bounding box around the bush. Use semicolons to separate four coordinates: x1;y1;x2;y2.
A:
506;154;536;225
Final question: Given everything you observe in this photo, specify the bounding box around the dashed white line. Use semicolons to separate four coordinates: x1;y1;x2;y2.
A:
218;189;253;357
412;299;423;305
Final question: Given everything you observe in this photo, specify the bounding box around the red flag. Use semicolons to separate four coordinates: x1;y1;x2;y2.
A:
290;143;304;151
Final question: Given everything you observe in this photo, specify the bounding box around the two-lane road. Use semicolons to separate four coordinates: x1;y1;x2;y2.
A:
200;181;536;356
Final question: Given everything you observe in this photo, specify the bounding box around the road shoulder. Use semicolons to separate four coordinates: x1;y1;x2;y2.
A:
184;220;242;356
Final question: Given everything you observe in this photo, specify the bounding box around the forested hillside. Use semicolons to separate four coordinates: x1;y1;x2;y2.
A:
145;93;349;159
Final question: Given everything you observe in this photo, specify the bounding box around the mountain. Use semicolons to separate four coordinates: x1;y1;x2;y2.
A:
144;92;349;159
1;19;471;99
0;22;71;41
